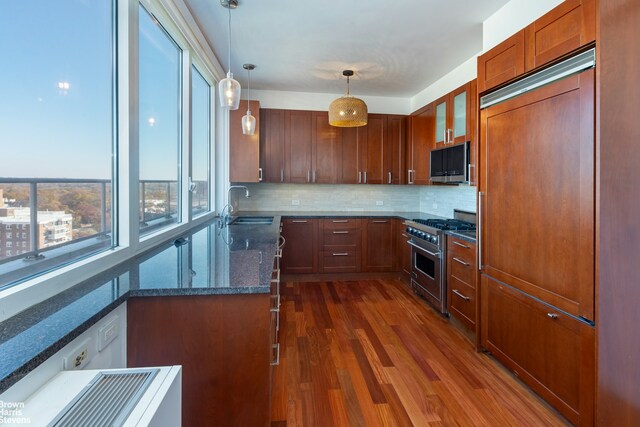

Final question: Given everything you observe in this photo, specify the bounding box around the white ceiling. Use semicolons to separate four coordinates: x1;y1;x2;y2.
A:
183;0;512;97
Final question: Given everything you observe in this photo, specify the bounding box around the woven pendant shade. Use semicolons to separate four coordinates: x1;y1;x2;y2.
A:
329;95;368;127
329;70;368;127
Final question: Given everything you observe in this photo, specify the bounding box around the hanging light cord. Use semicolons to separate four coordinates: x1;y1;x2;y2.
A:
227;5;232;74
346;74;350;96
247;69;251;113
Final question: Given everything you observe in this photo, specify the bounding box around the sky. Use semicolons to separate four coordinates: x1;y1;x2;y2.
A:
0;1;207;181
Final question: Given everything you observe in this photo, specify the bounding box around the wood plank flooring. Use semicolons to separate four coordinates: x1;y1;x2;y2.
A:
271;279;568;426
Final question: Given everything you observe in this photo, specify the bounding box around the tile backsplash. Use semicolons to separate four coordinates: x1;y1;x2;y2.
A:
237;183;477;217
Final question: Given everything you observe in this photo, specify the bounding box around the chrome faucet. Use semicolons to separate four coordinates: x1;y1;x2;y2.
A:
220;185;251;226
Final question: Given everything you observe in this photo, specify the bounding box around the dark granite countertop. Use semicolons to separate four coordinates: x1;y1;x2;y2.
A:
240;210;448;221
0;215;281;394
445;230;477;244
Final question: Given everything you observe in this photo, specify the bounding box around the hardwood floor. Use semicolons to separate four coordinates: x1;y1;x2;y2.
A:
271;279;568;426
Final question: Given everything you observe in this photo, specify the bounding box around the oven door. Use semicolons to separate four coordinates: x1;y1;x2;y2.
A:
408;240;444;312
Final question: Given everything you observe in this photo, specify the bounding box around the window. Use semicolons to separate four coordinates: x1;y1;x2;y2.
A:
6;233;11;239
191;67;211;216
138;5;182;236
5;225;10;230
0;0;115;288
6;242;12;248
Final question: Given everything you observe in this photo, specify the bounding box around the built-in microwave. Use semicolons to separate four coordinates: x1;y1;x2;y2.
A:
429;142;470;183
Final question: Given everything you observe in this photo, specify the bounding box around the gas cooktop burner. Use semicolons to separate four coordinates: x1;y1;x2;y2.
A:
412;218;476;231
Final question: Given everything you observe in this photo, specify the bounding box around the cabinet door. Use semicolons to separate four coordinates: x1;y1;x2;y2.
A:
362;219;395;272
230;100;261;182
281;219;318;274
339;127;360;184
385;115;405;185
450;83;473;145
434;95;448;145
409;104;434;185
480;69;595;319
477;30;525;93
524;0;596;72
361;114;386;184
285;110;313;183
481;276;595;426
260;109;286;183
311;111;340;184
396;220;411;275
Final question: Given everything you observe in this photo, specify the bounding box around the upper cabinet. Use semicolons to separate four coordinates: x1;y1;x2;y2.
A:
478;0;596;94
386;115;406;185
230;100;261;183
285;110;313;183
407;104;434;185
260;109;286;183
311;111;341;184
434;81;475;146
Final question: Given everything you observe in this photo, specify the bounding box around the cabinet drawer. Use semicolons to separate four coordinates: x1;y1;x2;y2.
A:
448;251;476;288
322;229;360;246
320;250;360;273
447;236;476;258
448;277;476;330
323;218;361;230
481;275;594;425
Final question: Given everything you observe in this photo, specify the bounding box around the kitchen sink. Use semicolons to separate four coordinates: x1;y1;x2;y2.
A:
230;216;274;225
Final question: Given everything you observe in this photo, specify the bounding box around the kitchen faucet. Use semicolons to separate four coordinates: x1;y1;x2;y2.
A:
220;185;251;226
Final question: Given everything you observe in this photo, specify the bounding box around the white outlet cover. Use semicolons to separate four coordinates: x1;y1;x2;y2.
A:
98;316;119;352
376;201;384;206
63;338;92;370
291;199;300;206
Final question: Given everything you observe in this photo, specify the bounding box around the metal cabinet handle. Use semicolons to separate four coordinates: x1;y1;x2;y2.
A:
313;170;316;183
271;294;281;312
271;343;280;366
407;170;412;184
372;220;389;223
333;231;349;234
388;172;392;184
478;191;483;270
332;220;348;223
278;235;286;250
307;170;310;183
258;168;263;182
280;169;284;182
443;129;447;144
547;313;559;319
358;171;362;184
453;241;470;249
291;220;308;223
332;253;349;256
364;171;368;184
453;257;469;266
452;289;470;301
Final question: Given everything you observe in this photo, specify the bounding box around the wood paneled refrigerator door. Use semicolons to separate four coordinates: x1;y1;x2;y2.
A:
479;68;595;320
260;109;286;183
285;110;313;183
311;111;340;184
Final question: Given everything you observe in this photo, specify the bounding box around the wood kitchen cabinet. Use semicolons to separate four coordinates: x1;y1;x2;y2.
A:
339;127;361;184
311;111;340;184
386;115;406;185
360;114;386;184
319;218;361;273
446;236;477;333
434;81;476;146
478;0;596;94
481;276;595;426
230;100;261;182
127;294;272;426
407;104;435;185
361;218;395;272
396;219;411;276
260;109;286;183
285;110;313;183
281;218;318;274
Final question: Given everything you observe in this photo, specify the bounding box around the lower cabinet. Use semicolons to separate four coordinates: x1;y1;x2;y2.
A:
361;218;395;272
446;236;477;332
127;294;272;427
396;219;411;276
319;218;361;273
281;218;318;274
481;275;595;426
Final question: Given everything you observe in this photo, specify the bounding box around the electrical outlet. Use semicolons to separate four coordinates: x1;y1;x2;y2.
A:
98;316;119;352
291;199;300;206
376;201;384;206
64;339;92;370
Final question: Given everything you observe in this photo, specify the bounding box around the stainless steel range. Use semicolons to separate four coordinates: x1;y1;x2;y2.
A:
405;213;475;314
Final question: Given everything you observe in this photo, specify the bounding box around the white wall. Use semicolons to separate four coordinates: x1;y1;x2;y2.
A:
483;0;564;51
250;89;410;115
0;303;127;403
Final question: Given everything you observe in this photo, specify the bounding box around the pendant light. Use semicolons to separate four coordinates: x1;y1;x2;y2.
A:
328;70;368;127
218;0;241;110
242;64;256;135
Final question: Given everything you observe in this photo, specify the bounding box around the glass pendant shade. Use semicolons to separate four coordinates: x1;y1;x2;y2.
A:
218;71;241;110
328;95;368;127
242;111;256;135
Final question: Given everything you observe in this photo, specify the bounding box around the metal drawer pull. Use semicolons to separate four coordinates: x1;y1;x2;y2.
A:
280;169;284;182
372;220;388;223
332;253;349;256
271;294;281;312
453;257;469;266
278;235;286;250
388;172;392;184
333;231;349;234
291;220;308;223
547;313;559;319
453;241;470;249
452;289;470;301
332;220;349;223
271;343;280;366
258;168;263;182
